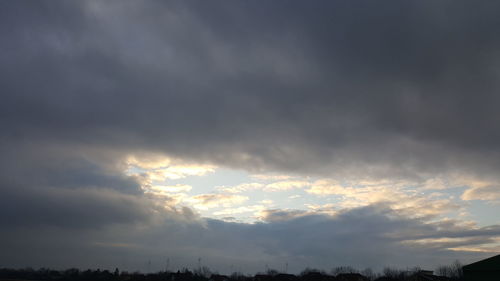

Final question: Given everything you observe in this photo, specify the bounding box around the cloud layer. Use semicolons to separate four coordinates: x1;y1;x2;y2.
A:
2;1;500;179
1;0;500;273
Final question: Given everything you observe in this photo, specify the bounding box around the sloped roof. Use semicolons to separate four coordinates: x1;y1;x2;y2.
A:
463;254;500;271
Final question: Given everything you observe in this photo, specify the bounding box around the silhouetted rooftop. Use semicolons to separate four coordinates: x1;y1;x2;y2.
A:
463;254;500;271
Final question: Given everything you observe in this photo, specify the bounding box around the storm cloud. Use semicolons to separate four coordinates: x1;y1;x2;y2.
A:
1;1;500;178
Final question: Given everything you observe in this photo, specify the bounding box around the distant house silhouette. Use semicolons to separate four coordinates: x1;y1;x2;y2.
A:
171;270;195;281
300;271;335;281
411;271;450;281
255;274;274;281
210;274;230;281
336;273;368;281
410;270;450;281
274;273;299;281
417;270;434;276
373;270;450;281
463;254;500;281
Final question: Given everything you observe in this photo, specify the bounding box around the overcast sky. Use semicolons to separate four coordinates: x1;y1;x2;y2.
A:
1;0;500;274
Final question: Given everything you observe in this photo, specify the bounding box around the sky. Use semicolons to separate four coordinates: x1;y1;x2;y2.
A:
1;0;500;275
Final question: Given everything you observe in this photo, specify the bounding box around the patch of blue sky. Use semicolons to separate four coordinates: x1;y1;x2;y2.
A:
125;166;143;175
466;200;500;227
138;164;497;228
164;168;252;195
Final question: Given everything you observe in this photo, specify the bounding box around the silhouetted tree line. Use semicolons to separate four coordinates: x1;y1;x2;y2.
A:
0;262;464;281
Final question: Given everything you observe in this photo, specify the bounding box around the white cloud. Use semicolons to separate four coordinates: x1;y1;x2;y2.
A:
250;174;295;181
149;184;192;193
213;205;266;216
125;155;216;181
306;179;346;195
188;193;249;210
264;180;310;191
217;183;264;193
421;177;449;190
306;179;460;219
462;185;500;201
446;176;500;202
217;180;310;194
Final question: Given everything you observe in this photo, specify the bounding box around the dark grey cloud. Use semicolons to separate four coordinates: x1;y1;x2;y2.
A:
0;142;173;229
1;0;500;272
1;204;497;273
0;184;150;229
0;143;140;194
1;1;500;179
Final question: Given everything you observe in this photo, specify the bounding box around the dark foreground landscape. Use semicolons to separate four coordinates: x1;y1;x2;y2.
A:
2;254;500;281
0;262;470;281
4;254;500;281
0;267;457;281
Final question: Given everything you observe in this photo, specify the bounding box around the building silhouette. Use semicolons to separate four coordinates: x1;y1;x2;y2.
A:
463;254;500;281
